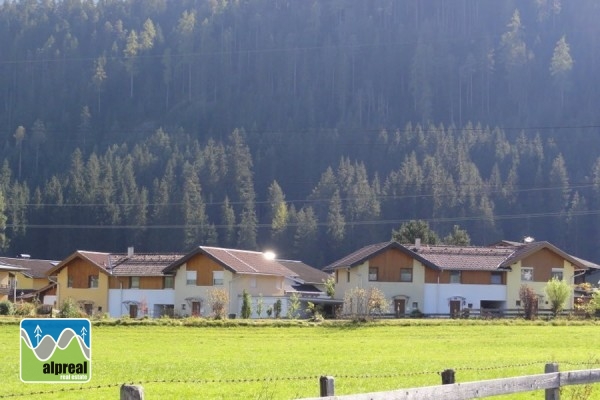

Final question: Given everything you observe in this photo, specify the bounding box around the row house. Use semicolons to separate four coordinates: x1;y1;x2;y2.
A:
40;246;330;318
324;240;588;316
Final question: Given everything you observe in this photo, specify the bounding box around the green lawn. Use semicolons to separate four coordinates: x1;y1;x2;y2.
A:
2;320;600;399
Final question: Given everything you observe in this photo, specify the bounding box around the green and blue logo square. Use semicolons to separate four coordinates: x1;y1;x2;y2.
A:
20;318;91;383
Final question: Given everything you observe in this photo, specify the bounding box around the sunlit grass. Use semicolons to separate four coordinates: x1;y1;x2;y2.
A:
1;319;600;399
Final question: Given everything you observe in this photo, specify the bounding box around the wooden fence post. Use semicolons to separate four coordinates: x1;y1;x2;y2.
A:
441;369;455;385
320;376;335;397
120;384;144;400
545;363;560;400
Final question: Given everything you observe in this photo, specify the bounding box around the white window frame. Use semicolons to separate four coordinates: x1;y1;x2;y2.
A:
164;275;174;289
368;267;378;281
213;271;224;286
552;268;564;280
449;270;461;284
400;268;413;282
130;276;140;289
88;275;99;289
521;267;533;282
491;272;502;285
186;270;197;286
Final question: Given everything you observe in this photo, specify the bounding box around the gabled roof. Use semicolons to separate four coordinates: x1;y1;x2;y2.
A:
163;246;297;277
414;245;515;271
278;260;330;284
47;251;184;277
46;251;112;276
324;239;591;273
322;241;437;271
110;254;184;276
0;257;58;279
500;241;588;270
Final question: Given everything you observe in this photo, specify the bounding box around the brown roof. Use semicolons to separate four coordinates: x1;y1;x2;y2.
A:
164;246;297;277
414;245;515;271
47;250;182;277
0;257;58;278
323;241;436;271
47;251;112;276
110;254;184;276
500;241;588;270
325;239;591;274
278;260;330;284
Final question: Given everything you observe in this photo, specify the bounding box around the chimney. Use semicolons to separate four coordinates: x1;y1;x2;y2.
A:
127;246;134;257
415;238;421;250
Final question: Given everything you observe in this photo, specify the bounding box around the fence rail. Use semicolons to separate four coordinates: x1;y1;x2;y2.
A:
297;363;600;400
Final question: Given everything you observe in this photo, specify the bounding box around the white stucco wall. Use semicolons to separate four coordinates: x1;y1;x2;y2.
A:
108;288;175;318
423;283;507;314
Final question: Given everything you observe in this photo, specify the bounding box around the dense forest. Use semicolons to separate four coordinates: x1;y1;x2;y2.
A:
0;0;599;267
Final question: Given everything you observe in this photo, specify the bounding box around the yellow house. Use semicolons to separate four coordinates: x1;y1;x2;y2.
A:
324;240;588;317
46;251;113;315
0;256;58;303
500;241;587;310
0;263;27;302
47;249;181;317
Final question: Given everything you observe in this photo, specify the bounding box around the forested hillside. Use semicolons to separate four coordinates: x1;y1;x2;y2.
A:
0;0;599;266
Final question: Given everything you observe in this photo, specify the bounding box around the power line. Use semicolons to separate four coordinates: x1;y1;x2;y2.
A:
7;207;594;231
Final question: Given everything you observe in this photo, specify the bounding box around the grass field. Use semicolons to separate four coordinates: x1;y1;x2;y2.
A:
2;319;600;399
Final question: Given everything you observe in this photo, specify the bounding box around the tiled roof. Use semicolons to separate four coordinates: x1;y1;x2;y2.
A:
110;254;184;276
414;245;515;271
323;242;395;271
278;260;330;284
0;257;58;278
500;241;588;270
164;246;298;277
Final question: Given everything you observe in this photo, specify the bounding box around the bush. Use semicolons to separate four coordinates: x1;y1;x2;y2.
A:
241;290;252;319
0;300;14;315
14;302;36;316
58;298;84;318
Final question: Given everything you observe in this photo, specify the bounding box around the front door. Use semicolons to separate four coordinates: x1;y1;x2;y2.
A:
449;300;461;317
129;304;138;318
192;301;201;317
84;303;93;316
394;299;406;318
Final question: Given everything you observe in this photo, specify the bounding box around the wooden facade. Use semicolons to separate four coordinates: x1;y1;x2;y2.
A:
521;248;565;282
368;248;414;282
185;254;224;286
67;259;105;288
109;276;165;289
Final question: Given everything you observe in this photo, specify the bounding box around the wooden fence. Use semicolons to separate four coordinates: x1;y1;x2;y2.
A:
118;363;600;399
297;363;600;400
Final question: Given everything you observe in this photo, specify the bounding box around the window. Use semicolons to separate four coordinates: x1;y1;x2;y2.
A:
250;277;257;288
449;271;461;284
400;268;413;282
552;268;564;280
347;270;350;283
67;275;73;288
130;276;140;289
412;302;418;310
186;270;197;285
368;267;378;281
491;272;502;285
521;267;533;281
164;276;174;289
335;270;339;284
213;271;224;286
88;275;98;288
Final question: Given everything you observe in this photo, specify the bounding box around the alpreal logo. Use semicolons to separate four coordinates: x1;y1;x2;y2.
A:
20;318;91;383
